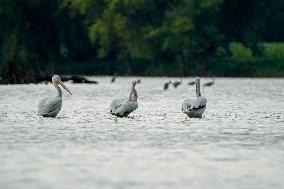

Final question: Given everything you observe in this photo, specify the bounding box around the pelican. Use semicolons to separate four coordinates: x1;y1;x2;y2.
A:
164;81;171;90
38;75;72;117
110;81;138;117
182;77;207;118
203;78;215;87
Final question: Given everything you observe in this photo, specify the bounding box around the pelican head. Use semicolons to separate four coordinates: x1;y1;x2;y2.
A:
52;75;72;95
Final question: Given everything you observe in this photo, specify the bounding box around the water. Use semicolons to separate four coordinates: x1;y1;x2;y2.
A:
0;77;284;189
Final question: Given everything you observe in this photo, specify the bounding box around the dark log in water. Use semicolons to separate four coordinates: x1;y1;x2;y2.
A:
0;59;97;85
70;76;98;84
0;73;98;84
35;75;98;84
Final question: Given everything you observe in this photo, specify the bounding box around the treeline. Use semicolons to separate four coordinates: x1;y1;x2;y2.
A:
0;0;284;83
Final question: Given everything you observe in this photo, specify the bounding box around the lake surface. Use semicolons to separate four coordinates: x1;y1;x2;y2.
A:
0;77;284;189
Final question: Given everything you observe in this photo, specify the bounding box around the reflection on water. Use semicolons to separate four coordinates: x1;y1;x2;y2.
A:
0;77;284;189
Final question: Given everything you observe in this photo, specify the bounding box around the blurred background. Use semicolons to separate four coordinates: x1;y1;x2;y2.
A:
0;0;283;83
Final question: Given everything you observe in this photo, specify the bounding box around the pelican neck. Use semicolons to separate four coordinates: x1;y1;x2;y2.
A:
195;80;201;97
130;85;138;101
53;83;62;97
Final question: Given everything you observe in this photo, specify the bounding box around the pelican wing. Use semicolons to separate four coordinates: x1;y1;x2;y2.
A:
182;97;207;112
110;98;125;111
38;96;62;117
110;97;138;117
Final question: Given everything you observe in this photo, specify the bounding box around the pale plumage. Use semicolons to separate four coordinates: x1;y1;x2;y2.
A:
110;97;138;117
182;77;207;118
38;75;72;117
38;96;62;117
110;81;138;117
182;97;207;118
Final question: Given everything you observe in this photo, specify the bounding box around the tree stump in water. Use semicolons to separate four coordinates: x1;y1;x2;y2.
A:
70;76;98;84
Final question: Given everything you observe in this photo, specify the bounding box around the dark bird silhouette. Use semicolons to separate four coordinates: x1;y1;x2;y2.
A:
111;76;116;83
136;79;141;84
164;81;171;90
172;79;182;88
111;73;118;83
203;78;215;87
188;80;195;85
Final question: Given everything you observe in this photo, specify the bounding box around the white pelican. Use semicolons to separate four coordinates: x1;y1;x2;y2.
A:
38;75;72;117
182;77;207;118
110;81;138;117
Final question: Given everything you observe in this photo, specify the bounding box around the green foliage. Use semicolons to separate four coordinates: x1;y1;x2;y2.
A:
263;43;284;61
207;57;284;77
1;0;284;79
215;46;227;57
82;0;156;75
229;42;253;60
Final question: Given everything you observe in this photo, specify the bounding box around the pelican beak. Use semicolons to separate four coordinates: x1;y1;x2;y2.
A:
59;81;72;95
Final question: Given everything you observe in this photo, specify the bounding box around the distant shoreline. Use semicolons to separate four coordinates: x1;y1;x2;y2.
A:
1;75;284;85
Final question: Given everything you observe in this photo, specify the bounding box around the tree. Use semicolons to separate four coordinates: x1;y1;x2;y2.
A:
0;0;93;83
149;0;223;75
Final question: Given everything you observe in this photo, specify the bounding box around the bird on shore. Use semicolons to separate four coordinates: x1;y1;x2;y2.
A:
182;77;207;118
203;78;215;87
164;81;171;90
110;81;138;117
38;75;72;117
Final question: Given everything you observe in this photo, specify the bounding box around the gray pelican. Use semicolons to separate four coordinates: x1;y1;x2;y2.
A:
110;81;138;117
182;77;207;118
38;75;72;117
203;78;215;87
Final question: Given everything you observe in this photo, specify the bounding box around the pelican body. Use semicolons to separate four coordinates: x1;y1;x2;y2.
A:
182;77;207;118
110;81;138;117
38;75;72;117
